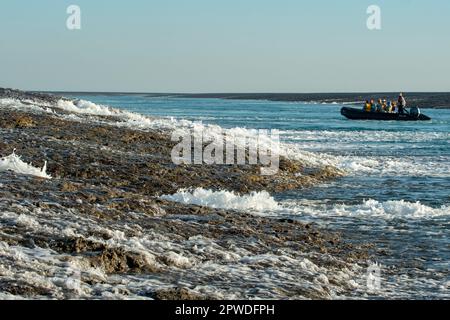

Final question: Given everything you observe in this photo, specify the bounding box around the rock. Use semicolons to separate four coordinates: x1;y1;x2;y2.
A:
0;280;52;297
89;248;160;274
47;237;105;254
14;116;35;128
61;182;79;192
149;287;206;300
23;238;36;249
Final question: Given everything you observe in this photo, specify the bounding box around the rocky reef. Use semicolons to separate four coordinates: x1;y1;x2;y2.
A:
0;88;373;300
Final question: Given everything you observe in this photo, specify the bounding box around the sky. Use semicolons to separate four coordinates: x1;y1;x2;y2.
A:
1;0;449;93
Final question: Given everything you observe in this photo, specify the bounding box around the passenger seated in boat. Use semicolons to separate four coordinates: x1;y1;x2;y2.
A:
376;99;383;112
370;99;376;112
391;102;397;113
364;100;371;112
381;99;388;112
385;101;393;113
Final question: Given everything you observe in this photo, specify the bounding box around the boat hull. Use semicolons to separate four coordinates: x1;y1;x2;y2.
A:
341;107;431;121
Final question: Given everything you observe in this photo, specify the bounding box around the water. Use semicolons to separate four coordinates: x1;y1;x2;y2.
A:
68;94;450;298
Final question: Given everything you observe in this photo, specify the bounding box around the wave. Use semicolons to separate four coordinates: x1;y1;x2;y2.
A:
56;99;193;130
336;199;450;219
332;155;450;177
280;129;450;143
161;187;449;220
277;130;450;177
0;151;51;179
160;188;280;212
282;199;450;220
57;99;118;116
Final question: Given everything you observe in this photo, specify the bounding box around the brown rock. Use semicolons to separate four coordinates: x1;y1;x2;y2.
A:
150;287;207;300
89;248;160;274
15;116;35;128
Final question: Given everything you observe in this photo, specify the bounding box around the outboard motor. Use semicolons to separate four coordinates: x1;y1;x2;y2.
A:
410;106;421;118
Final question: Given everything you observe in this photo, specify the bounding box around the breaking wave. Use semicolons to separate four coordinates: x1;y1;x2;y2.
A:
160;188;280;212
282;199;450;220
161;188;449;220
57;99;118;116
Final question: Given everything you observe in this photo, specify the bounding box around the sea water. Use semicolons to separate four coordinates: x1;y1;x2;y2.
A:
67;94;450;298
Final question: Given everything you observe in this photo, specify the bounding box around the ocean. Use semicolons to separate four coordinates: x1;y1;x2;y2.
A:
66;94;449;298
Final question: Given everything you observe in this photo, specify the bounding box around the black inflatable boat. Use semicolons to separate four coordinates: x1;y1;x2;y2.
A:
341;107;431;121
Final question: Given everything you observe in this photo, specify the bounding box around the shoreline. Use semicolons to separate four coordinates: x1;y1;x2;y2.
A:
0;88;374;299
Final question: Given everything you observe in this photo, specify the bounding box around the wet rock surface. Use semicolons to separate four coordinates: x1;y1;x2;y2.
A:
0;89;374;300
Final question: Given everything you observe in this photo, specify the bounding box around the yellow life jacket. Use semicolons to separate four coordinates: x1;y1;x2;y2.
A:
364;103;371;112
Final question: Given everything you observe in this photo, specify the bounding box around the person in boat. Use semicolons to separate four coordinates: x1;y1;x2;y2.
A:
382;99;388;112
376;99;383;112
386;101;393;113
398;93;407;114
364;100;371;112
391;101;397;113
370;99;376;112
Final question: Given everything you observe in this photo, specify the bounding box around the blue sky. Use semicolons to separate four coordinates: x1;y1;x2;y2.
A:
1;0;449;92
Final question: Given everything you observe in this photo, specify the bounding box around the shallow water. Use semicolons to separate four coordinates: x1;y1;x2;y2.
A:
68;94;450;298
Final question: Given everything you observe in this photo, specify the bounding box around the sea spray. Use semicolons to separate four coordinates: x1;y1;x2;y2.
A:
0;150;51;179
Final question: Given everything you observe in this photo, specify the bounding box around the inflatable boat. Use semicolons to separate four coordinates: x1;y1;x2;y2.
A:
341;107;431;121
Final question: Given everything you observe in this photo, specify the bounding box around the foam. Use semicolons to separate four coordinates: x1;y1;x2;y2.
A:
1;197;444;299
328;154;450;177
0;151;51;179
0;98;55;114
280;129;450;144
283;199;450;220
163;251;193;268
279;129;450;177
56;99;117;116
160;188;280;212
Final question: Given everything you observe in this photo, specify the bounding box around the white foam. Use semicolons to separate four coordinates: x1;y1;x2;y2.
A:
163;251;193;268
56;99;117;116
330;154;450;177
278;129;450;177
0;151;51;179
160;188;280;212
0;98;55;114
280;129;450;144
2;194;444;299
282;199;450;220
56;99;186;130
